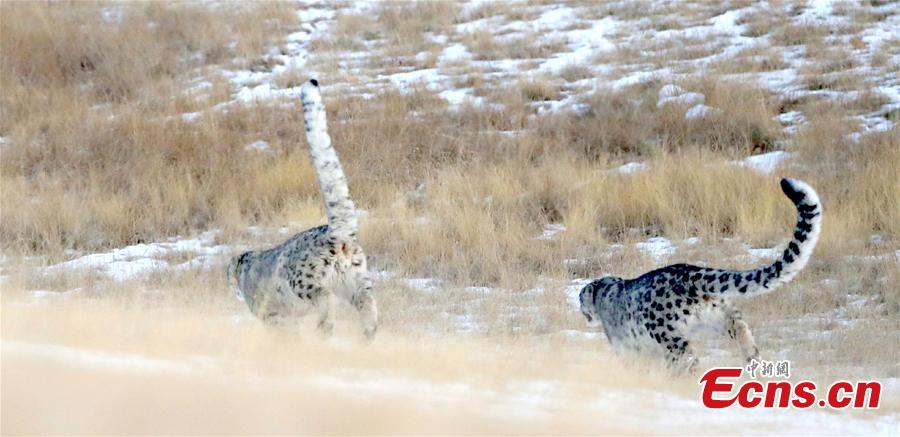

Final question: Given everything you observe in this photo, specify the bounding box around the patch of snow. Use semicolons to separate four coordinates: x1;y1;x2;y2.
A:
563;259;586;267
635;237;675;262
405;277;441;292
181;112;202;123
465;286;494;295
534;7;577;31
658;84;685;99
747;247;782;261
374;270;396;281
710;9;745;34
801;0;835;20
731;151;794;174
31;288;81;301
564;278;593;310
439;88;484;108
450;313;479;332
777;110;805;125
558;329;602;340
246;225;292;236
100;7;124;24
244;140;270;152
185;80;213;96
536;224;566;241
382;68;444;93
540;17;617;73
612;162;647;174
658;92;705;108
684;104;722;120
296;7;335;25
46;231;230;281
438;43;472;64
234;83;303;104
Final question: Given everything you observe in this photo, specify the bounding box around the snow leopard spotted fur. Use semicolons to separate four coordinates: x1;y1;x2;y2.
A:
579;178;822;372
227;79;377;339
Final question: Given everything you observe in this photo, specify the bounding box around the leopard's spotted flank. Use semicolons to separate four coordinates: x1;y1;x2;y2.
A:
580;178;822;372
228;79;377;339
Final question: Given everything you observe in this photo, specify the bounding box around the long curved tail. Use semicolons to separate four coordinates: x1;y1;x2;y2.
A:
300;79;357;238
697;178;823;297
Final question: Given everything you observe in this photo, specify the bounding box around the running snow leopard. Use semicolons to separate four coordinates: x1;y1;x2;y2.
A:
579;178;822;372
227;79;377;339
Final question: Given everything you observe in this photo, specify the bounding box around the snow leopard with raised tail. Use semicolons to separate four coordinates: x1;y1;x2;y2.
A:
579;178;822;372
227;79;377;339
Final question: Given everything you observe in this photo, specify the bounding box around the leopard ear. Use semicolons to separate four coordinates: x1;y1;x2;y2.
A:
590;284;599;305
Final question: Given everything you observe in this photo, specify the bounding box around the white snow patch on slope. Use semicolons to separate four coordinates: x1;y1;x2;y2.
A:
181;111;202;123
534;6;577;30
747;246;782;261
612;162;647;174
711;9;745;34
244;140;270;152
658;84;685;99
235;83;303;104
540;17;617;73
732;151;794;174
658;91;705;108
635;237;676;262
404;277;441;292
685;104;722;120
438;43;472;64
47;231;231;280
802;0;835;20
565;278;593;310
382;68;444;93
439;88;484;108
536;224;566;241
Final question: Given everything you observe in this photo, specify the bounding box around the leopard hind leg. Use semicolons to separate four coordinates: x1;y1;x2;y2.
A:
349;272;378;340
724;303;759;363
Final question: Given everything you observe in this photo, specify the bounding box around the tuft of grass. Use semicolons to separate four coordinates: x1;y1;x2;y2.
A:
534;78;781;157
770;22;831;46
519;78;561;101
313;13;382;51
377;1;458;52
462;30;568;61
558;64;593;82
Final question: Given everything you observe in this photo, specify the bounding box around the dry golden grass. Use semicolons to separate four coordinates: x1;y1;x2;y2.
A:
709;45;789;74
310;12;379;52
462;30;568;61
558;63;593;82
2;2;896;289
310;2;459;58
534;79;781;157
518;77;562;101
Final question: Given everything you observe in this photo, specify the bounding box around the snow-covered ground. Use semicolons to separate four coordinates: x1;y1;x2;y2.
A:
44;230;232;280
171;0;899;144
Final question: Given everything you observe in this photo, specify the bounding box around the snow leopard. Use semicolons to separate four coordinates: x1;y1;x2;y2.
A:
579;178;822;372
227;79;377;339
